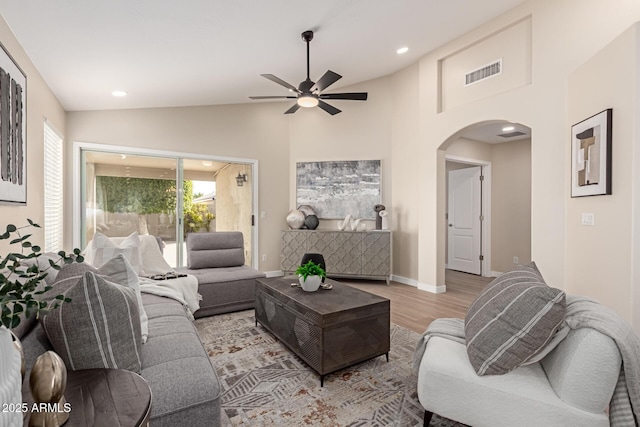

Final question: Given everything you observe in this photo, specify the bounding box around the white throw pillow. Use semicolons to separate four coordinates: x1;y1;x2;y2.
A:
98;254;149;343
90;232;144;275
139;235;173;275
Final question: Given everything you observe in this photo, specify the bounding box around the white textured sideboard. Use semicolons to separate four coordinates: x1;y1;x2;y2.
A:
281;230;391;284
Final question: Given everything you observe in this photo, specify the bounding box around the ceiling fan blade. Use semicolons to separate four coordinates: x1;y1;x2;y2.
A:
284;103;301;114
261;74;300;93
319;92;368;101
249;96;297;100
318;100;341;115
298;79;315;92
314;70;342;92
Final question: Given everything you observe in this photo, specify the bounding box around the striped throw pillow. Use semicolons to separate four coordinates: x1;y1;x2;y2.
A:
464;263;566;376
42;271;142;373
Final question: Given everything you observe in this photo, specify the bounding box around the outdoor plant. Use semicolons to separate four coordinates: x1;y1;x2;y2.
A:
0;219;84;329
295;260;326;281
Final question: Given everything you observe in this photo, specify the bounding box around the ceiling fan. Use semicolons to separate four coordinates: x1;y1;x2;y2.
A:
249;30;368;115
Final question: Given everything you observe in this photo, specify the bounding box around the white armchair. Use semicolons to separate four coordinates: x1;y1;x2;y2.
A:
417;325;622;427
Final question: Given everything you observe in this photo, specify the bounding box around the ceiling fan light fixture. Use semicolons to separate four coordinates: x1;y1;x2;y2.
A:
297;94;319;108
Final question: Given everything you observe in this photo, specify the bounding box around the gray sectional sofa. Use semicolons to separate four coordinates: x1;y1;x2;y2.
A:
18;289;221;427
176;231;266;318
15;231;265;426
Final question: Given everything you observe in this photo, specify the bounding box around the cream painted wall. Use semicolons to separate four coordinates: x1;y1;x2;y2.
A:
491;139;531;273
446;137;492;162
65;103;289;272
390;64;420;281
0;15;66;253
215;163;253;263
566;25;638;324
441;17;531;112
411;0;640;306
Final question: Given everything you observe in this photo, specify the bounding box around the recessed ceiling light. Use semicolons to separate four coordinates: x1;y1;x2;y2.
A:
202;161;212;167
502;125;515;132
121;155;127;160
112;90;127;97
396;47;409;55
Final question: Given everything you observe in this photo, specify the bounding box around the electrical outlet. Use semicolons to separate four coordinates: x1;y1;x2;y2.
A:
260;211;267;219
513;256;519;264
262;254;267;262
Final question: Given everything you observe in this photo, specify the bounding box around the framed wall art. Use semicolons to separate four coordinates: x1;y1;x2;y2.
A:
571;108;612;197
0;42;27;204
296;160;381;219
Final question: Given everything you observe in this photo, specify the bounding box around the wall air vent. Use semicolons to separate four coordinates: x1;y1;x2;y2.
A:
498;131;526;138
464;59;502;86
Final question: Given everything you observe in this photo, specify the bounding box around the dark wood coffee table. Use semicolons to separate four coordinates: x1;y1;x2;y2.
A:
255;276;390;386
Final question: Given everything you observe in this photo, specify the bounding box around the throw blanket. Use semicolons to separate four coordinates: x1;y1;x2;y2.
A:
139;274;201;319
560;296;640;427
413;296;640;427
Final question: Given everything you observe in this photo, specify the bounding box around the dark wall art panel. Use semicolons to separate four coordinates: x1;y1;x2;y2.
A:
0;43;26;204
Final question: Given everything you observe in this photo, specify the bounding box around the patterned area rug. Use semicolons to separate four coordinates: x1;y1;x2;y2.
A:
195;310;465;426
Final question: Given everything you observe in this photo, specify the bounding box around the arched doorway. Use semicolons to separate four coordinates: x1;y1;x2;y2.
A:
439;120;532;283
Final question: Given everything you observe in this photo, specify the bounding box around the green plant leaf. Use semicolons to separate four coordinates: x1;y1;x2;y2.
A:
6;224;16;233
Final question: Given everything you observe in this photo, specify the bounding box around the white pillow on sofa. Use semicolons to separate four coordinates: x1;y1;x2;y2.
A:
139;235;172;275
89;231;144;275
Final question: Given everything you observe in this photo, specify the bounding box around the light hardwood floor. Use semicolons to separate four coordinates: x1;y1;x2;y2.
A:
344;269;493;334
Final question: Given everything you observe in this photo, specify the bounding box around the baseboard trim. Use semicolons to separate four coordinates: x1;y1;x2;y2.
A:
264;270;284;278
418;282;447;294
391;275;445;293
489;271;502;277
390;275;418;287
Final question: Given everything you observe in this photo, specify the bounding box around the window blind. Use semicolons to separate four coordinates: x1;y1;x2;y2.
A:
44;121;63;252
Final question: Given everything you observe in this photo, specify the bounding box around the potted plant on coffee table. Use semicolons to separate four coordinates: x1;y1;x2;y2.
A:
295;260;326;292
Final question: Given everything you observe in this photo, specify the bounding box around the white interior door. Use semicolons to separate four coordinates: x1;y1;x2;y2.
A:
448;166;482;274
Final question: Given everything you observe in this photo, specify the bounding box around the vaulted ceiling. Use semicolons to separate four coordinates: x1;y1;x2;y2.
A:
0;0;526;112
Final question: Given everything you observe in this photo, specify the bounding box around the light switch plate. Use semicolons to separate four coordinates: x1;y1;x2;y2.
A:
581;213;595;226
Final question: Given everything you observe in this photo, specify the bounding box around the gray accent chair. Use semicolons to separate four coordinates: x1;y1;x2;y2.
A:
176;231;266;318
417;327;622;427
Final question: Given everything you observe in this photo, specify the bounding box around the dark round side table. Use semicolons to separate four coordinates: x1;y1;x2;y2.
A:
24;368;152;427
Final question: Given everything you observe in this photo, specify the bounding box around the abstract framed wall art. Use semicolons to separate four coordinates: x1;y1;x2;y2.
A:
296;160;381;219
0;43;27;204
571;109;612;197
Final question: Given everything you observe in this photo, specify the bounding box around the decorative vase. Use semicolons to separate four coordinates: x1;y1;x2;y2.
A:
286;209;306;229
299;275;322;292
380;210;389;230
29;351;69;427
374;204;386;230
9;330;25;380
300;253;326;283
0;326;22;427
304;214;319;230
297;205;316;217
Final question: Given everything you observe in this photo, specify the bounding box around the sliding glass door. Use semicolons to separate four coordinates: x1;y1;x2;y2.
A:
79;147;255;268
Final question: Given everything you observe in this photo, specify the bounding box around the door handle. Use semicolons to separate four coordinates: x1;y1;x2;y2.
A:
448;224;453;227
